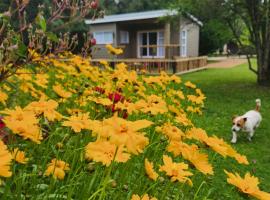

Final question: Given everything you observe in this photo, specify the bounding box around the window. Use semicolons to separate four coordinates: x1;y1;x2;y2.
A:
120;31;129;44
138;31;165;58
180;30;187;57
93;32;113;44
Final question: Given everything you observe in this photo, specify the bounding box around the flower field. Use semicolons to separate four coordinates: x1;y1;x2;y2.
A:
0;51;269;200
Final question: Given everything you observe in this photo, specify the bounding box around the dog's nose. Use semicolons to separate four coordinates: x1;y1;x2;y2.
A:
232;128;236;132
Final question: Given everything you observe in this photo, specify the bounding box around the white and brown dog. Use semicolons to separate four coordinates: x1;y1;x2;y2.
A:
231;99;262;143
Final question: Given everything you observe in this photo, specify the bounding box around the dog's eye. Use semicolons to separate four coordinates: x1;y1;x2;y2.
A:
232;123;235;125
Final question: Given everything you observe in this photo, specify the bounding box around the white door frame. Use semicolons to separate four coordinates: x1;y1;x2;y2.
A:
137;30;165;58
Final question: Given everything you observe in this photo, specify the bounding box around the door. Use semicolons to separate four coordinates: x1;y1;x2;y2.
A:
138;31;165;58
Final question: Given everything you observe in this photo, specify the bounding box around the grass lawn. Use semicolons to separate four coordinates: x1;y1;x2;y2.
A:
181;62;270;199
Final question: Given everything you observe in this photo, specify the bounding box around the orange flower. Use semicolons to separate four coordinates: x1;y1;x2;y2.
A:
0;140;12;177
12;148;28;164
45;159;70;180
225;170;270;200
85;140;130;166
144;158;159;181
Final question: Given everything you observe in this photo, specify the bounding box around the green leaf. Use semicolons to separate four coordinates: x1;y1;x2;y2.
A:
16;41;27;58
36;14;47;32
46;32;59;42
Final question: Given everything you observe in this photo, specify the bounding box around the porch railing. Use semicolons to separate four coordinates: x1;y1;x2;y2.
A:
91;56;207;74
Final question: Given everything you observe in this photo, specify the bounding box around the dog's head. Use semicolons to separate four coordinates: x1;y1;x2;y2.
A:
232;116;247;132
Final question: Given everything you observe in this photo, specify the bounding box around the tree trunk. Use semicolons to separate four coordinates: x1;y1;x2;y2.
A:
257;61;270;86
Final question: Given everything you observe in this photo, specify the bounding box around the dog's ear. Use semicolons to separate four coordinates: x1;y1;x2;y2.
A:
232;115;238;121
243;117;247;122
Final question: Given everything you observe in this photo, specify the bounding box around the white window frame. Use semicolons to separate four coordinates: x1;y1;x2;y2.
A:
180;29;187;57
137;30;165;58
120;31;129;44
93;31;114;44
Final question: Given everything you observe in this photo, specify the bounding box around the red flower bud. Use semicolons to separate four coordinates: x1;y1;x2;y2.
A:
90;1;98;9
90;38;96;46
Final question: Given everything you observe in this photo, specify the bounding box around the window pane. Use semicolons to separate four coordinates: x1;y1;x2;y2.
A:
104;32;113;44
93;32;103;44
142;33;147;45
149;32;157;45
158;31;165;57
120;31;129;44
141;47;147;56
149;47;157;56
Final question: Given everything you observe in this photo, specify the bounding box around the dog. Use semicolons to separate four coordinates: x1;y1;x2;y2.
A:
231;99;262;143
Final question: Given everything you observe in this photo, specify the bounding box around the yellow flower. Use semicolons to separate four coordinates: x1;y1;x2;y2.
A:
137;95;168;115
115;101;138;115
53;84;72;98
45;159;70;180
101;115;152;155
88;96;113;106
12;148;28;164
131;194;158;200
62;112;91;133
144;158;159;181
25;99;62;121
1;107;42;144
175;113;193;127
184;81;196;89
85;140;130;166
159;155;193;186
34;74;49;88
0;91;8;105
187;95;205;105
186;128;249;165
155;122;184;141
106;44;123;55
167;141;213;175
0;140;12;177
170;74;182;83
225;170;270;200
186;106;202;115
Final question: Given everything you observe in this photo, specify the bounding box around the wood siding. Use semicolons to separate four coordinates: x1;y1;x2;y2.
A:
89;17;200;59
90;23;117;59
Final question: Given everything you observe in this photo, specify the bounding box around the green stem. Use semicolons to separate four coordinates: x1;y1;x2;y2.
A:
194;181;206;200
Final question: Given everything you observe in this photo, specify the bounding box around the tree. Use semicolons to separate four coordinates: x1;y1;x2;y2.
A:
173;0;235;55
99;0;176;14
175;0;270;86
222;0;270;85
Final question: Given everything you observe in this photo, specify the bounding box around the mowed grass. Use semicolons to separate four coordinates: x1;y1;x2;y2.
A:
181;62;270;199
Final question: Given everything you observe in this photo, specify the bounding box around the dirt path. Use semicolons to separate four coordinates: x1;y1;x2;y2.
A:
206;57;247;69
